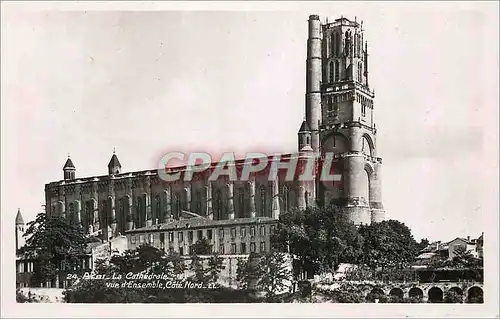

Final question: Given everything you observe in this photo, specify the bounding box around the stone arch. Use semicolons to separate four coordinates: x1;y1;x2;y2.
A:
428;287;444;303
467;286;483;303
366;287;385;302
389;288;404;301
361;133;375;156
321;132;349;155
408;287;424;300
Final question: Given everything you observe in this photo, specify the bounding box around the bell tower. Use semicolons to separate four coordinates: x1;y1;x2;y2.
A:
312;16;385;224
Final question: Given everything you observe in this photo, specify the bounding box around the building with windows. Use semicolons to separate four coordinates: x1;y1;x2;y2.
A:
43;15;385;245
127;214;277;256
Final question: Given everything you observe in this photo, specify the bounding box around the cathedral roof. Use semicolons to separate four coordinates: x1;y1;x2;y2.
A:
15;209;24;224
108;154;121;168
298;120;311;132
63;158;75;169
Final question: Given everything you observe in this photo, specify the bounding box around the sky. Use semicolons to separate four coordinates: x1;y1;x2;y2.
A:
1;1;498;243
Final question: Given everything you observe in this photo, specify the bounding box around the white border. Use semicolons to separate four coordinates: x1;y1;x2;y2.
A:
1;1;498;318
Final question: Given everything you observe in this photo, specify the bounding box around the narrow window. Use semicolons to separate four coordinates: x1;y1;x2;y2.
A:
329;61;334;83
250;226;256;237
178;231;183;242
250;242;256;253
219;228;224;239
260;226;266;237
219;244;225;254
260;242;266;252
240;227;247;238
282;186;290;212
207;229;213;240
231;243;237;254
260;186;267;217
334;31;340;56
241;243;247;254
231;227;236;239
334;60;339;82
237;189;245;218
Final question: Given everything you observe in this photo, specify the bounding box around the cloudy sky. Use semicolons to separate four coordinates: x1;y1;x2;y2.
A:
1;1;498;242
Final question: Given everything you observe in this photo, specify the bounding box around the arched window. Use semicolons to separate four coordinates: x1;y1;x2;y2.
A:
260;186;267;217
194;191;202;214
282;186;290;212
329;61;334;83
358;62;363;83
334;31;340;56
237;189;245;218
155;194;161;224
214;189;223;220
330;33;335;56
345;31;351;56
306;136;310;145
334;60;340;81
304;191;309;207
69;202;75;223
355;34;360;57
172;194;181;219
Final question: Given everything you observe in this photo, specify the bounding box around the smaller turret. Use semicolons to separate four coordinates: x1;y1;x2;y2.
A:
108;149;122;175
298;119;313;152
15;208;25;252
63;155;76;181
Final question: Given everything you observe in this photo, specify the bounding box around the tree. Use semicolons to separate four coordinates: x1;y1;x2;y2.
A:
190;238;213;255
236;251;292;302
417;238;430;252
188;252;224;284
64;244;237;303
236;253;264;292
358;220;419;270
450;245;480;268
20;213;88;286
273;206;364;276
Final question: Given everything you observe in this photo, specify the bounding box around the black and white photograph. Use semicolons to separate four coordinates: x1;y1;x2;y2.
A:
1;1;498;318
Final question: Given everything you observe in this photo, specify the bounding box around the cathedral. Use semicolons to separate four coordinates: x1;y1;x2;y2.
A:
44;15;385;244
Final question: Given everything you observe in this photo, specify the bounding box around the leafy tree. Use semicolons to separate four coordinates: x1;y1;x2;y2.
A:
191;238;213;255
358;220;419;270
20;213;88;286
64;244;237;303
417;238;430;252
236;253;263;292
236;251;292;302
273;206;364;276
450;245;480;268
188;253;224;284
